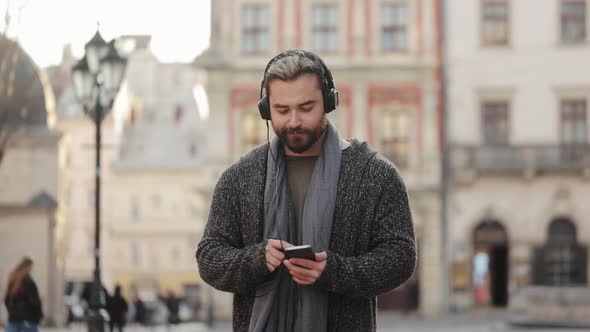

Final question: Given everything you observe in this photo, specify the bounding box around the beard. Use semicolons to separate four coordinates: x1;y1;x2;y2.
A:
277;117;327;154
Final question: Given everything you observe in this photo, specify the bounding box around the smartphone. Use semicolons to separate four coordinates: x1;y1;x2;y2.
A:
283;244;316;261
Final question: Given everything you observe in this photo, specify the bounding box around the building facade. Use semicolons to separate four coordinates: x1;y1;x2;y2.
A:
0;35;65;325
447;0;590;317
196;0;444;317
109;36;207;319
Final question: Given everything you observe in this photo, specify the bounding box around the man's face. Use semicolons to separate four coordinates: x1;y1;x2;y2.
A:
268;73;327;154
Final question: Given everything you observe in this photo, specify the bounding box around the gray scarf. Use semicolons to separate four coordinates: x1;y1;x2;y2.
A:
249;121;342;332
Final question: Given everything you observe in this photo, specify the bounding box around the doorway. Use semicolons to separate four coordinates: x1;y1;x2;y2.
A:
473;220;509;307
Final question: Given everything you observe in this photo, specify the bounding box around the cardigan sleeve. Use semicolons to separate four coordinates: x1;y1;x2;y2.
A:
315;162;416;298
196;168;270;294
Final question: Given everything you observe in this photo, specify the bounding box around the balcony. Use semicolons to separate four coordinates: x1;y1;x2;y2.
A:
451;144;590;178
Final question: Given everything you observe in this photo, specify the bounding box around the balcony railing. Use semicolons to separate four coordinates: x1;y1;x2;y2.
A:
451;144;590;173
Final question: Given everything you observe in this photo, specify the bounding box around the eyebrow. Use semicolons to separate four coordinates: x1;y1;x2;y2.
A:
272;100;317;108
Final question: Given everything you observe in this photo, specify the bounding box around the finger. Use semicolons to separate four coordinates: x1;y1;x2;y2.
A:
266;255;281;268
286;262;318;279
268;239;293;249
289;258;316;269
281;240;294;249
266;262;276;272
315;252;328;262
267;239;281;249
289;269;315;282
292;276;313;285
266;245;285;256
268;248;285;261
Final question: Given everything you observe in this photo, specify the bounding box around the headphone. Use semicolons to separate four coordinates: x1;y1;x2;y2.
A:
258;49;339;121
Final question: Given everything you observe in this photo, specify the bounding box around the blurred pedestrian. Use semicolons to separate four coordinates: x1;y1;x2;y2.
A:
81;282;111;318
160;290;181;327
3;257;43;332
106;285;128;332
131;289;147;325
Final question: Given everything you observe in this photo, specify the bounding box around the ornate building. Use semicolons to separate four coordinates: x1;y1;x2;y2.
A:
108;36;207;319
447;0;590;322
195;0;445;317
0;35;64;325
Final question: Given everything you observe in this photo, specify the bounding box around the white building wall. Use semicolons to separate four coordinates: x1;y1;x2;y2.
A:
448;0;590;145
198;0;444;318
447;0;590;311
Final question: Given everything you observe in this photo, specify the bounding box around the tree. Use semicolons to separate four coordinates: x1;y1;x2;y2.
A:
0;0;34;166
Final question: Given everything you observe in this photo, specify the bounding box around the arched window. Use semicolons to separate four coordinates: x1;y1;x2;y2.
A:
532;218;587;286
548;218;577;243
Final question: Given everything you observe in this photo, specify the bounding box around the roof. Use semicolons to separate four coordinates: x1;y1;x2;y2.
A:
0;34;55;129
27;191;58;209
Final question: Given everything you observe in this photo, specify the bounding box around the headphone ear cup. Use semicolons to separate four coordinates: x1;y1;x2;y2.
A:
324;88;339;114
258;96;271;120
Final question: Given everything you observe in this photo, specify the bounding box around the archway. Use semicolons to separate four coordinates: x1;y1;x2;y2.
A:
472;220;509;307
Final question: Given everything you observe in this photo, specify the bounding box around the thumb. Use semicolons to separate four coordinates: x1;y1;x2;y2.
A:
315;252;328;262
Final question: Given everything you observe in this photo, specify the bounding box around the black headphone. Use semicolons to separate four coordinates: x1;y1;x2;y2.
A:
258;49;339;121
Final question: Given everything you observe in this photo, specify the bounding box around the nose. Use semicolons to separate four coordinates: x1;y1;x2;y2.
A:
288;110;302;128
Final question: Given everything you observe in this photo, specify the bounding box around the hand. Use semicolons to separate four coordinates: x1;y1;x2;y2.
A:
284;252;328;285
265;239;292;272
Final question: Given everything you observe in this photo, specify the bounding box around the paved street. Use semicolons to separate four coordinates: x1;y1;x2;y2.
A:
39;312;587;332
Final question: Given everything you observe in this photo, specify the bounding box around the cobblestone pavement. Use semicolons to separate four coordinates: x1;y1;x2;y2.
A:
37;312;586;332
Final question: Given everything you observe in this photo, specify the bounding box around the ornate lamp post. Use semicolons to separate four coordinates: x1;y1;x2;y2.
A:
72;29;127;332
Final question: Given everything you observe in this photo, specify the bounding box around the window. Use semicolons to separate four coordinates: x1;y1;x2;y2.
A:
131;196;140;222
241;4;270;54
130;242;141;266
532;219;588;286
189;144;197;157
481;0;509;46
560;99;587;162
381;2;409;52
561;0;587;43
241;111;267;154
381;110;410;167
561;99;587;144
312;4;339;53
175;105;184;123
482;101;509;145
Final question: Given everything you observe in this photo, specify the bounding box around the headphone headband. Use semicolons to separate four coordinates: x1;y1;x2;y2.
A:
259;49;336;98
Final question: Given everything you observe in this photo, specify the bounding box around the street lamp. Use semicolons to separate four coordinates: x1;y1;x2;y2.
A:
72;29;127;332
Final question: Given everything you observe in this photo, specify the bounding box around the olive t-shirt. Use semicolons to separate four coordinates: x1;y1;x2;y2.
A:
286;155;317;245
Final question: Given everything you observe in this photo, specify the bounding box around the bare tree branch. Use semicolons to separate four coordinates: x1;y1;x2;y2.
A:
0;2;28;166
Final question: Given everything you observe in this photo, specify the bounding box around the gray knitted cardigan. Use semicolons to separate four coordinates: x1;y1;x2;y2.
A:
196;139;416;332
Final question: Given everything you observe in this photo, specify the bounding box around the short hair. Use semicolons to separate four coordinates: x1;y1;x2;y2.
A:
263;51;328;97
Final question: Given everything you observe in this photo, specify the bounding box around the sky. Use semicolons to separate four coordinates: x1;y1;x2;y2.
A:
0;0;211;67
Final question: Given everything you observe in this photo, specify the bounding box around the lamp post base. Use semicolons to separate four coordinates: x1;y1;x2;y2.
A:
86;271;106;332
86;309;106;332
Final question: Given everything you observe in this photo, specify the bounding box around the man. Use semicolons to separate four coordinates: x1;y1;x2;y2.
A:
196;49;416;332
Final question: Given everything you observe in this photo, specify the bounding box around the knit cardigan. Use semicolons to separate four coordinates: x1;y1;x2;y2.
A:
196;139;416;331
